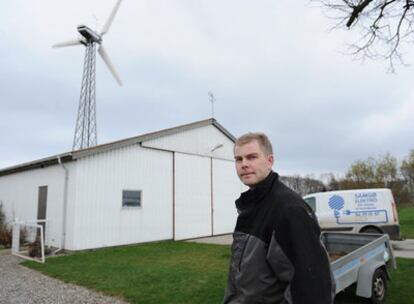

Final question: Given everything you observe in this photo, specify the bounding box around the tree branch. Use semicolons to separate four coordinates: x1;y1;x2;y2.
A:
316;0;414;71
347;0;375;27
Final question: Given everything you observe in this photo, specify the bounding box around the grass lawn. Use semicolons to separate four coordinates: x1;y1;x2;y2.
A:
24;240;414;304
24;241;231;304
398;205;414;239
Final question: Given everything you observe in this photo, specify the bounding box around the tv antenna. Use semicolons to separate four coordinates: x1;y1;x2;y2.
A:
208;91;216;119
53;0;123;150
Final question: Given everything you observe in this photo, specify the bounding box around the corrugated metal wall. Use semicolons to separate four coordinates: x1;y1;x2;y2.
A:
0;162;76;248
71;144;173;250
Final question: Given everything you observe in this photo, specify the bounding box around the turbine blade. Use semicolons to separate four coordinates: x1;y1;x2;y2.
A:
98;45;123;86
100;0;123;36
52;38;82;48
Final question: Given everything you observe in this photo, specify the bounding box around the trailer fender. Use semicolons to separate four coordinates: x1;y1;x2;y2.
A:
356;262;387;298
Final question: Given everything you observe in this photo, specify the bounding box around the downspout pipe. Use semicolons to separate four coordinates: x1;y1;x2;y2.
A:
57;156;69;251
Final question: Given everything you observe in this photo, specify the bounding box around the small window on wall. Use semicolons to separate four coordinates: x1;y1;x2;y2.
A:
122;190;142;207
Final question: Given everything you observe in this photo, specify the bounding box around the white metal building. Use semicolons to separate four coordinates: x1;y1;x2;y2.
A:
0;119;243;250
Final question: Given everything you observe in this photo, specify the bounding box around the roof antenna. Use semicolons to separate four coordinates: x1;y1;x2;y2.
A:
208;91;216;119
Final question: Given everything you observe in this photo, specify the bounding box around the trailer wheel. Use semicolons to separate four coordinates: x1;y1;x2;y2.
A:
370;268;387;304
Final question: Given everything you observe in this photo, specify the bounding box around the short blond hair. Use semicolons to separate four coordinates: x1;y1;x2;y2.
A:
234;132;273;155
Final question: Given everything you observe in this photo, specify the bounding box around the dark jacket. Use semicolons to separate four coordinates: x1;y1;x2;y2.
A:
223;171;335;304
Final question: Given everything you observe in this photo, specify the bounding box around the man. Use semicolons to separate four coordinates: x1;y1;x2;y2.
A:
223;133;335;304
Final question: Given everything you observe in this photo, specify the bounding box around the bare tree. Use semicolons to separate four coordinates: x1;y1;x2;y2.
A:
322;173;341;191
281;175;326;196
376;153;398;186
401;149;414;201
346;157;377;184
316;0;414;71
345;154;398;186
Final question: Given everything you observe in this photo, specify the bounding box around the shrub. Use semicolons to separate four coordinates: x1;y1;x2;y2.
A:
28;236;42;257
19;227;28;245
0;225;12;248
0;202;11;247
0;201;5;228
0;203;29;248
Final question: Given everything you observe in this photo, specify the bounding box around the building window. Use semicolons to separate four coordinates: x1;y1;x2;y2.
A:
122;190;142;207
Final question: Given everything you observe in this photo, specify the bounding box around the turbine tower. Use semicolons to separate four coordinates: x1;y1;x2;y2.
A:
53;0;123;150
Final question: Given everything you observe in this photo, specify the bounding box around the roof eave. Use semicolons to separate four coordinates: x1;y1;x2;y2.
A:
73;118;235;158
0;153;73;177
0;118;236;176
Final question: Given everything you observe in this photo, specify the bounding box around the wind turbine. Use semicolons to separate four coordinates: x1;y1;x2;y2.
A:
53;0;123;150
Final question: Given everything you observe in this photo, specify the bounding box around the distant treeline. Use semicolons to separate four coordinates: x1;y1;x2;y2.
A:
281;149;414;205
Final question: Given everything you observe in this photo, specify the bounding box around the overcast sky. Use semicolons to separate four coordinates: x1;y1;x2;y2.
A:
1;0;413;177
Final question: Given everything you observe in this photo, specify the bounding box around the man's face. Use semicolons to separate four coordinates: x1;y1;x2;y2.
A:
234;140;274;188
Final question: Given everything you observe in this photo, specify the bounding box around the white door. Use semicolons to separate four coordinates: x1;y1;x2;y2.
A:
174;153;211;240
212;159;241;235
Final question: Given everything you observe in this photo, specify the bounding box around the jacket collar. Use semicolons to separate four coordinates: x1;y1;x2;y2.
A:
236;171;278;211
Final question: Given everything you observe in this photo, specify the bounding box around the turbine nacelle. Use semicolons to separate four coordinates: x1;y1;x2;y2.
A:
53;0;123;86
77;25;102;44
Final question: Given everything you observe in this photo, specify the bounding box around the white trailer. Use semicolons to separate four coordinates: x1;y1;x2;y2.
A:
324;232;397;303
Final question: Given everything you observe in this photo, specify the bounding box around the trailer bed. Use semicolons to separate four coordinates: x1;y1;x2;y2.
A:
321;232;396;302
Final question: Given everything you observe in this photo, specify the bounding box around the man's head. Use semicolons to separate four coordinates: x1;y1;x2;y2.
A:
234;132;274;188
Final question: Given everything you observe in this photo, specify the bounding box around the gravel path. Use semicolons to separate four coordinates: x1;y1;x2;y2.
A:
0;250;128;304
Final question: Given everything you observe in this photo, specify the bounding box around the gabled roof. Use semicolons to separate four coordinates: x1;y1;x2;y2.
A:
0;118;235;177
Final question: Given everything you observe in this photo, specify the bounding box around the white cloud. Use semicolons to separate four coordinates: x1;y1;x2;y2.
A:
358;92;414;141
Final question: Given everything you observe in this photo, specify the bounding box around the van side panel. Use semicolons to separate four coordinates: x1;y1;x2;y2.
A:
304;189;401;240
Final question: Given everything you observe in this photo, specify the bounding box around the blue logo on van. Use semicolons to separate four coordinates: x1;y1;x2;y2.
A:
329;195;345;210
328;193;388;225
